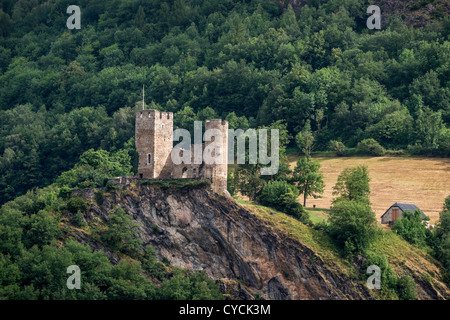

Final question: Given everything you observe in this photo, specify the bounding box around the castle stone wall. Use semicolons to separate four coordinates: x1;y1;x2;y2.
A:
135;109;228;195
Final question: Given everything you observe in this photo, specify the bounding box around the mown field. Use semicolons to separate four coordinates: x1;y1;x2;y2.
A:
288;155;450;226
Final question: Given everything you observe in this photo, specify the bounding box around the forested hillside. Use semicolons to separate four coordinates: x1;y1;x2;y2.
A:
0;0;449;205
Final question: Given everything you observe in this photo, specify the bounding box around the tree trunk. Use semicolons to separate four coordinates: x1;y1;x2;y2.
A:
303;184;308;207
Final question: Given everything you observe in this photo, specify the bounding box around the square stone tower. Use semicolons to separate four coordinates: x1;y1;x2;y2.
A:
135;109;173;179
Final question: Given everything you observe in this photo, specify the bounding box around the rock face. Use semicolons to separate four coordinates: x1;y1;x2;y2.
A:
75;182;448;300
76;182;374;300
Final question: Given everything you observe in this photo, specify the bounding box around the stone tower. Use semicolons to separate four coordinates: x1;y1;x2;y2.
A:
204;119;229;194
135;109;173;179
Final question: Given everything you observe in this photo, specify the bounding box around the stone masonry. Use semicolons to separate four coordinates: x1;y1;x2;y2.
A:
135;109;228;194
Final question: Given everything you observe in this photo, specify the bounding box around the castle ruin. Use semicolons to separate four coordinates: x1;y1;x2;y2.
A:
135;109;229;194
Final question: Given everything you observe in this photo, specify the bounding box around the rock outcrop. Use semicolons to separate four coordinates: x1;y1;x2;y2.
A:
71;182;448;300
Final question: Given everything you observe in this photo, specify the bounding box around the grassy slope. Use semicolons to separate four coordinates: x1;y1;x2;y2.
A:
237;199;355;277
236;199;449;299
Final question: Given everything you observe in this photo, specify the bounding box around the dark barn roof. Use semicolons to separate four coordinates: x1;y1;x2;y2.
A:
381;202;425;219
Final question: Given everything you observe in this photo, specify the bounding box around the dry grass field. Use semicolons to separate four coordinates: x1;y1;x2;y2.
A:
288;155;450;226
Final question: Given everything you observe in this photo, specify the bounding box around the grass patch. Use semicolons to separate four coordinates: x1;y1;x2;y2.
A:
370;230;444;285
305;207;330;224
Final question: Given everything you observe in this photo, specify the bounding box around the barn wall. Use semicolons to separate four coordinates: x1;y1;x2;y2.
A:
381;206;403;224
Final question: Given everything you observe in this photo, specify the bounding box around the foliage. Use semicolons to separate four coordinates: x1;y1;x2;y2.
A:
332;165;371;205
329;140;346;156
259;180;310;224
357;138;385;156
0;155;223;300
101;207;142;255
292;157;325;207
0;0;449;206
295;120;315;160
361;251;398;298
433;196;450;282
328;199;378;257
361;251;417;300
66;197;88;213
159;268;224;300
396;275;417;300
392;210;432;249
56;149;133;189
260;180;299;209
0;0;448;301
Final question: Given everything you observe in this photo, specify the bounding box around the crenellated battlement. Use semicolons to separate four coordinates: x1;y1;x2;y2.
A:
135;109;228;195
136;110;173;121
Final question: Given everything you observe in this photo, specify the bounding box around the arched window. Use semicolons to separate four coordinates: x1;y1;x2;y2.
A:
147;154;152;165
182;167;188;178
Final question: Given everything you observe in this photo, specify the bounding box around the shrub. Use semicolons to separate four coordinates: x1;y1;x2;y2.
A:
396;275;417;300
260;180;299;209
329;140;346;156
361;252;418;300
392;210;432;248
361;251;398;294
357;139;385;156
58;187;72;200
328;200;378;257
259;181;310;224
102;207;142;254
66;197;88;213
72;211;86;228
25;211;60;248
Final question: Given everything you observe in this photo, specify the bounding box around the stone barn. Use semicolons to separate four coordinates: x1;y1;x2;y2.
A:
381;202;425;225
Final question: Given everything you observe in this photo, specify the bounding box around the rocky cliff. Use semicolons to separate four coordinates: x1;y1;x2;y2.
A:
70;181;449;300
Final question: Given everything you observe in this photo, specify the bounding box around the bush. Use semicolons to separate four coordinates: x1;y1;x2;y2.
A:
102;207;142;254
328;200;378;257
392;210;432;248
329;140;346;156
357;139;385;156
66;197;88;213
361;251;418;300
260;180;299;209
72;211;86;228
396;275;417;300
259;181;310;224
58;187;72;200
361;251;398;295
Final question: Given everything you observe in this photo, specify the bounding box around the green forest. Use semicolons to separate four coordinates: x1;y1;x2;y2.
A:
0;0;449;300
0;0;449;205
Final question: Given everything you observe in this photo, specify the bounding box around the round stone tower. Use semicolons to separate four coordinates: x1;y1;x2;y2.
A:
204;119;228;194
